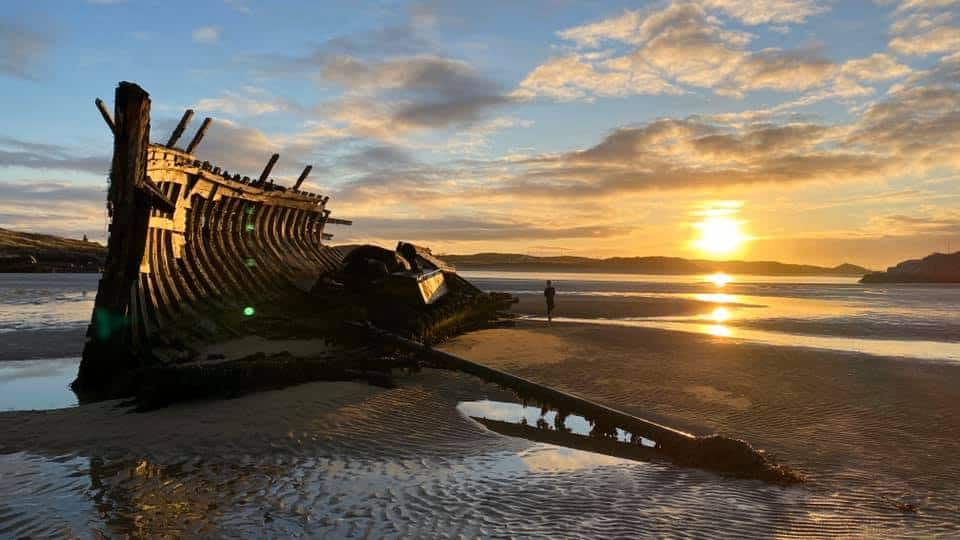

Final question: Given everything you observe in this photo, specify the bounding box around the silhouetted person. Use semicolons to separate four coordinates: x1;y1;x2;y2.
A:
544;280;556;322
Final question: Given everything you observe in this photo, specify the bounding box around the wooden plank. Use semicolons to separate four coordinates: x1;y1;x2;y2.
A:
184;118;213;154
95;98;116;134
257;153;280;186
166;109;194;148
293;165;312;191
140;175;176;213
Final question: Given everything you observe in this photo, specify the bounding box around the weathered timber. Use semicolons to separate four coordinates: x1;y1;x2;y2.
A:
141;175;176;213
294;165;312;191
257;153;280;186
166;109;194;148
77;82;153;392
95;98;116;134
184;117;212;154
74;82;353;398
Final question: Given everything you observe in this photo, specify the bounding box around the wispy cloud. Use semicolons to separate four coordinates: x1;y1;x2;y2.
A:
702;0;828;25
0;20;53;80
0;136;108;174
192;26;220;44
195;86;295;117
516;2;839;101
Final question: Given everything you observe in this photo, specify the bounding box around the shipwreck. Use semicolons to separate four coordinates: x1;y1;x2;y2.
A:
75;82;512;400
73;82;800;484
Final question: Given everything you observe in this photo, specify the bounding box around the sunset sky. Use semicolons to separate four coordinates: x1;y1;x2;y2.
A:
1;0;958;267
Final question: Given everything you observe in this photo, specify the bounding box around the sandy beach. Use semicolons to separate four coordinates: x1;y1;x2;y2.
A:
1;318;958;536
441;320;960;530
2;274;959;536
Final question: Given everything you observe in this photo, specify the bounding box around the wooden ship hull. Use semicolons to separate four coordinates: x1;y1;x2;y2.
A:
76;82;351;393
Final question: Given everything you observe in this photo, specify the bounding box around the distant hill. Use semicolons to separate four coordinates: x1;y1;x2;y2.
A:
439;252;871;276
0;228;105;272
861;252;960;283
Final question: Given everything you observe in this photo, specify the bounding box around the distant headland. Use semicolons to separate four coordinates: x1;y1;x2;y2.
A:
0;228;105;273
439;253;871;277
860;252;960;283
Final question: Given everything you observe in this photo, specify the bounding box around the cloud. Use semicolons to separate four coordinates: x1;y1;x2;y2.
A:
195;86;294;117
224;0;251;14
517;2;838;100
0;20;53;80
299;54;514;140
890;24;960;55
840;53;912;81
701;0;828;25
513;52;683;100
0;136;109;174
864;208;960;237
0;180;106;241
886;0;960;55
319;55;511;129
250;13;510;140
887;0;960;13
0;179;105;203
192;26;220;44
348;216;632;241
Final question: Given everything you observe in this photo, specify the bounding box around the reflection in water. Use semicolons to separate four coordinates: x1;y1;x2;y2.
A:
467;270;960;344
526;315;960;362
0;274;98;333
0;357;79;411
518;446;629;472
705;272;734;288
694;292;739;304
707;306;731;323
706;324;733;338
459;400;657;449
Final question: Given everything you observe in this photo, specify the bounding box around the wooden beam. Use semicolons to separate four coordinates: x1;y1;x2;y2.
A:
257;153;279;186
78;82;153;390
184;117;212;154
326;217;352;226
293;165;312;191
140;175;176;213
95;98;116;135
165;109;194;148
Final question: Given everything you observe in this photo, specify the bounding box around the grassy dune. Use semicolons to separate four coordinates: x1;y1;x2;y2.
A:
0;228;105;272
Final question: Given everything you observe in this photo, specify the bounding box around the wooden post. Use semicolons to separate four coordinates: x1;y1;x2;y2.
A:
76;82;153;394
184;117;212;154
95;98;116;134
293;165;312;191
166;109;194;148
257;153;279;186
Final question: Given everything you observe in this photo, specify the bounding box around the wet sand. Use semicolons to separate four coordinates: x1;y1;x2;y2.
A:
1;359;957;536
2;276;958;536
511;293;722;319
0;328;85;361
441;321;960;533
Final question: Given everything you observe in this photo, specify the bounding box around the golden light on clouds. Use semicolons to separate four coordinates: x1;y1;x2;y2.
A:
691;201;751;257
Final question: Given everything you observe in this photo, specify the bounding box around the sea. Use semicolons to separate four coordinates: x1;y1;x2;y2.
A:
1;271;959;536
464;270;960;361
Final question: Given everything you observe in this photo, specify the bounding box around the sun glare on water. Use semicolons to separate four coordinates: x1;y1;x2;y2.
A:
705;272;734;287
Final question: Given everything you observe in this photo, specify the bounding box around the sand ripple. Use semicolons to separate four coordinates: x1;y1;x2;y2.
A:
1;369;956;537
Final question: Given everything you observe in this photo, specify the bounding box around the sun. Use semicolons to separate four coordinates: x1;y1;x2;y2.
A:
692;216;748;256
